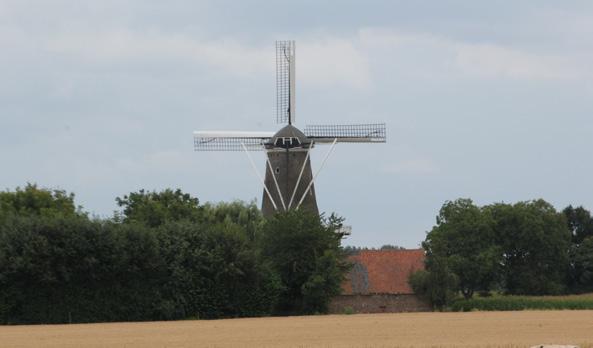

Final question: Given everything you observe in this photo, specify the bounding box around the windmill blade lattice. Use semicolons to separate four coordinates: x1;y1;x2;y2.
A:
193;131;273;151
304;123;386;143
276;40;295;124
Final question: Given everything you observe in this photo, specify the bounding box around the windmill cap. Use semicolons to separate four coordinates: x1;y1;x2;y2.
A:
272;124;311;144
266;124;312;149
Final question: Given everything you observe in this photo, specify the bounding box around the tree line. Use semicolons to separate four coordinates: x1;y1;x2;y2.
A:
411;198;593;308
0;184;349;324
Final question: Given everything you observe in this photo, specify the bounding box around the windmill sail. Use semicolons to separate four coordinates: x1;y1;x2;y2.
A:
276;40;295;124
193;131;273;151
304;123;386;143
192;40;387;219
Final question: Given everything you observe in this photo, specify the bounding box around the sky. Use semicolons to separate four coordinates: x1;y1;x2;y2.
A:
1;1;593;248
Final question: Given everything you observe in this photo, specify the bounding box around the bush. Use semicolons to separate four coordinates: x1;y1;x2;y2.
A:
343;306;355;315
409;262;458;310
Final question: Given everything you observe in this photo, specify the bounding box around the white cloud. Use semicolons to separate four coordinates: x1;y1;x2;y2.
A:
42;30;373;89
298;38;371;90
20;23;586;99
45;31;272;76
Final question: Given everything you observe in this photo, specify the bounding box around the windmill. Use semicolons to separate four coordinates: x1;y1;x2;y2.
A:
194;41;386;217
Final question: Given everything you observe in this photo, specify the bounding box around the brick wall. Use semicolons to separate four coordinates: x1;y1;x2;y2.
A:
328;294;431;314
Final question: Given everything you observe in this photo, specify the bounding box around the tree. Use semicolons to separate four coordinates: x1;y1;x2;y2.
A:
259;211;349;315
423;199;500;299
487;200;571;295
115;189;201;227
568;236;593;293
0;183;81;220
563;205;593;244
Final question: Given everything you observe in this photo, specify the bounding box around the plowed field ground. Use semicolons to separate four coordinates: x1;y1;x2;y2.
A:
2;310;593;348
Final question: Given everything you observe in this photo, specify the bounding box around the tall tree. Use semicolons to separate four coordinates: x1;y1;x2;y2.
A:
487;200;571;295
259;211;349;315
423;199;500;299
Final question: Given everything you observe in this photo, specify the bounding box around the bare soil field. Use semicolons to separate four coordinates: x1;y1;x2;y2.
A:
1;310;593;348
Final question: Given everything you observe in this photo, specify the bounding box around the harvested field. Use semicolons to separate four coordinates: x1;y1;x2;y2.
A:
1;310;593;348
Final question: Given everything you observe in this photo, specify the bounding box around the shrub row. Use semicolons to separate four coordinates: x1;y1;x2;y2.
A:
451;294;593;311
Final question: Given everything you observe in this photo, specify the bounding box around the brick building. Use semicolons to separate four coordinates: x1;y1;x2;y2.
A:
329;249;431;313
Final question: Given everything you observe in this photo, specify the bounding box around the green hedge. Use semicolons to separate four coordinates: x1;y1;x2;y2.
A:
451;294;593;311
0;215;279;323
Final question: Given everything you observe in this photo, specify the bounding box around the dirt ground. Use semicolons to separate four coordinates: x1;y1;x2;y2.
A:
1;310;592;348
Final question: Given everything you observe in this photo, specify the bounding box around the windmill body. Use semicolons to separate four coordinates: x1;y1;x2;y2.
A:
262;124;318;217
194;41;386;217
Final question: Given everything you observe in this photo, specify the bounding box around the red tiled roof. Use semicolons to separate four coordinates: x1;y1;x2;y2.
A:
342;249;425;295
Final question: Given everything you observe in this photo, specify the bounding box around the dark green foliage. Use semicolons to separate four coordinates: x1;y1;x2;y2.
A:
563;206;593;293
155;220;280;319
451;294;593;312
115;189;201;227
488;200;571;295
0;185;346;323
423;199;500;299
569;237;593;293
416;198;575;307
0;215;163;323
0;214;279;323
563;205;593;244
259;211;349;315
409;259;458;310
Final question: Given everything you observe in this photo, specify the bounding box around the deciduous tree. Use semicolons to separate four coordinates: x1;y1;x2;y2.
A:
423;199;500;299
488;200;571;295
259;211;349;315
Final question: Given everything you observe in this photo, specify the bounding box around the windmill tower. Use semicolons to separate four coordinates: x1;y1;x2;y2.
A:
194;41;386;217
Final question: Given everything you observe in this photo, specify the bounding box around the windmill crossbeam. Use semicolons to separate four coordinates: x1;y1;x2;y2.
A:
192;40;386;218
193;131;273;151
304;123;386;143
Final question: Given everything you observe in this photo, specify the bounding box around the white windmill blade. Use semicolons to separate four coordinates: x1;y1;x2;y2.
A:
193;130;274;151
304;123;386;143
276;40;295;125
